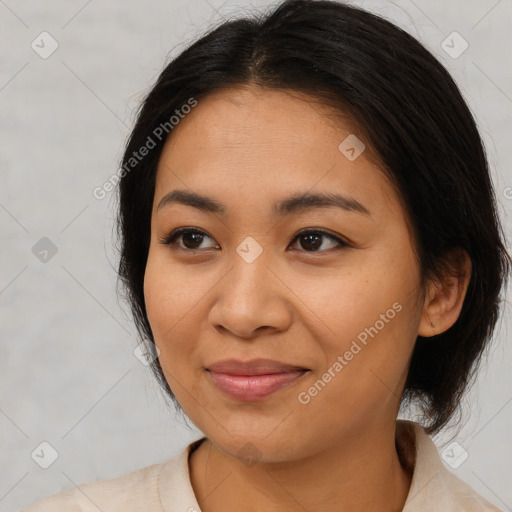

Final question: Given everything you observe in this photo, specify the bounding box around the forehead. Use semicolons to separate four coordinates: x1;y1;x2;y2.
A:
163;86;356;154
153;86;401;220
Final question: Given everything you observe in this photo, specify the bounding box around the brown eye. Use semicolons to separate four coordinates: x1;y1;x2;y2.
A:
289;229;348;253
158;228;218;250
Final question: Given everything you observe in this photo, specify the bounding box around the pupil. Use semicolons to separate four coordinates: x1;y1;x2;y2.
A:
302;234;321;251
183;233;202;249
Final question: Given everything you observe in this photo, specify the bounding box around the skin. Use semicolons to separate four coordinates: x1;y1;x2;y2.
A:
143;85;471;512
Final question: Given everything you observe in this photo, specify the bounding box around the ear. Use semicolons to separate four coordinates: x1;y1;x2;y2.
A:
418;248;472;337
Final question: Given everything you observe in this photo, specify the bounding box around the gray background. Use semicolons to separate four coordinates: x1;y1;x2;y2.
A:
1;0;511;511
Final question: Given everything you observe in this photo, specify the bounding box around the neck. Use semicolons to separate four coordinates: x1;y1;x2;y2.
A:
189;420;413;512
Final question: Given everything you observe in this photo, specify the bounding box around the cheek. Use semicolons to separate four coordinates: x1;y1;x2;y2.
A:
301;248;420;396
144;251;203;333
294;293;416;438
143;256;206;402
143;252;215;384
143;261;174;336
304;249;417;339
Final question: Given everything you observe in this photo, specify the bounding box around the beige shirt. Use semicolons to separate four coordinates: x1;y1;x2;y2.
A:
21;420;502;511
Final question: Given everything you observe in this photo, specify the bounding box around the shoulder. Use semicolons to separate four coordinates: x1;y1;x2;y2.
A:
21;436;206;512
440;468;504;511
399;420;503;512
20;459;166;512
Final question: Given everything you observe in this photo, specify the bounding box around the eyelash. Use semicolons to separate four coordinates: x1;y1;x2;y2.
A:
157;227;349;254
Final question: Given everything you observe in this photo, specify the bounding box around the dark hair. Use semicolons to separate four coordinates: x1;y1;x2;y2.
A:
115;0;511;436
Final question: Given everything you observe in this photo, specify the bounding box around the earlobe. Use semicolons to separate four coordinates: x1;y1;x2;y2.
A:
417;249;472;338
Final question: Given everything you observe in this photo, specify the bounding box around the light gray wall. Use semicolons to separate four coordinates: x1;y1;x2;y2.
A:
1;1;511;511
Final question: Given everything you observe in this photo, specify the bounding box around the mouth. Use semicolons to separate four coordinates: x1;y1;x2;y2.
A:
205;358;311;401
206;358;310;375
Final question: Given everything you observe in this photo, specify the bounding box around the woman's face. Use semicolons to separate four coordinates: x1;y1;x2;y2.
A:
144;86;426;461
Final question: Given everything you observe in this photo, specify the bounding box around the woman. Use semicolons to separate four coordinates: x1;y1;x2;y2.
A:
23;0;510;510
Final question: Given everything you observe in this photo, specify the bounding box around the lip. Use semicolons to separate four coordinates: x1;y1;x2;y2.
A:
206;358;310;401
206;358;309;375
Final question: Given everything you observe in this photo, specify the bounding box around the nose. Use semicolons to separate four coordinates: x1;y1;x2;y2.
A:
207;249;293;339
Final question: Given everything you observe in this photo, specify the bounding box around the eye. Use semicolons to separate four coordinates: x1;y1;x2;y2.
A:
158;227;349;253
288;228;348;253
158;227;219;250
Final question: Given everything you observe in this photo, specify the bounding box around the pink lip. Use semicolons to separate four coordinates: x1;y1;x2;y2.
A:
207;370;309;401
205;359;310;401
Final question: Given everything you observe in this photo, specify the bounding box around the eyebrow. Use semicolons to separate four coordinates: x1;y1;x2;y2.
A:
156;189;371;217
